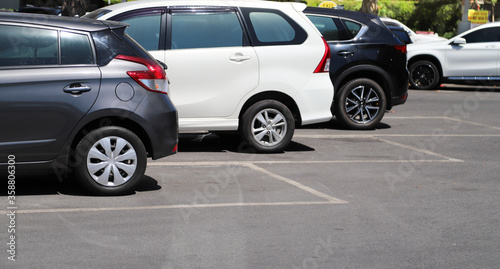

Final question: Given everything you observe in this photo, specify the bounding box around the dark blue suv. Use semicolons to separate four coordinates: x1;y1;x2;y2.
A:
306;7;409;130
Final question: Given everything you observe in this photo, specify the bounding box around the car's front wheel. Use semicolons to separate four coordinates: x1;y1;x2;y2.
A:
334;78;386;130
409;60;440;90
73;126;147;195
240;100;294;153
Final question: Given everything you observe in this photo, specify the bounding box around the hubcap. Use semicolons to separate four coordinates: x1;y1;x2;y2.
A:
251;108;287;147
345;85;380;124
86;136;137;186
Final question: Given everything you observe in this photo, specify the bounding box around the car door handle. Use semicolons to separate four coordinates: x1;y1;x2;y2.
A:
63;84;91;95
229;53;251;62
337;51;354;57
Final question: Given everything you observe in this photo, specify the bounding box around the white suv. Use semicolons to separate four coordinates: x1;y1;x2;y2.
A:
407;22;500;90
85;0;333;153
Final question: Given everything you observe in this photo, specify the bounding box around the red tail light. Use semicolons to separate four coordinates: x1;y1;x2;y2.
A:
314;37;331;73
115;55;169;94
394;45;407;54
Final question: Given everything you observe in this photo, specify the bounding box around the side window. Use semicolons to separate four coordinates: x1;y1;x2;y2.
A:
307;15;340;41
342;19;362;39
249;12;295;42
121;14;162;50
0;25;57;67
171;12;243;49
463;27;500;43
61;32;94;65
240;8;307;46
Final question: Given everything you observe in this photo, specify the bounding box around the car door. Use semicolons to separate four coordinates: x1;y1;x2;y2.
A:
444;26;500;77
0;26;100;162
306;14;359;78
165;8;259;119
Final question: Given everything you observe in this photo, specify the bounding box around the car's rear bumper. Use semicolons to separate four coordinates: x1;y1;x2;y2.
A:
135;92;178;160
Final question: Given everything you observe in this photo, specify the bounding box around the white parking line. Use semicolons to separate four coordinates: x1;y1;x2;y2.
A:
2;201;344;215
385;116;500;130
244;163;348;204
371;137;463;162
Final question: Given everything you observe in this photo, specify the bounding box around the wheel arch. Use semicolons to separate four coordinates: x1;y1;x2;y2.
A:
334;65;393;109
238;91;301;127
407;55;443;79
69;116;153;159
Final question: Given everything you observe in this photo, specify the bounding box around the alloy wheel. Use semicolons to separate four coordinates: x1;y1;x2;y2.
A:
251;108;287;147
345;85;381;124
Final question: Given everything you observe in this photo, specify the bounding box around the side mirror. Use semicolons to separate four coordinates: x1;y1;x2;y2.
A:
450;37;466;45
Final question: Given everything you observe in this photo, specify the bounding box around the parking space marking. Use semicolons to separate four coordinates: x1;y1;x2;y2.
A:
3;201;344;215
244;163;348;204
371;137;463;162
385;116;500;130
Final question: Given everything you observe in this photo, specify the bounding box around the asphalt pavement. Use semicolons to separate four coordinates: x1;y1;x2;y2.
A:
2;85;500;268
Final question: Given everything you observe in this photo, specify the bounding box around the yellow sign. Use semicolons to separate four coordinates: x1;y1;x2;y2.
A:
318;1;337;8
468;10;489;24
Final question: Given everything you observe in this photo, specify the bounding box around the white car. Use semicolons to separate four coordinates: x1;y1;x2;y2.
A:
407;22;500;90
85;0;333;153
381;17;446;43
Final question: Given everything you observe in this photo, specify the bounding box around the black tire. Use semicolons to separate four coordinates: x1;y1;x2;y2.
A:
334;78;386;130
409;60;440;90
240;100;295;153
73;126;147;195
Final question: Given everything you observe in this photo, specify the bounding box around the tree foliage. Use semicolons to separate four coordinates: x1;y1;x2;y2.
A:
361;0;378;14
305;0;463;37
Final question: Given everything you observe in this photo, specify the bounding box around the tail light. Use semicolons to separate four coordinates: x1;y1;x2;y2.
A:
314;37;331;73
115;55;168;95
394;45;407;54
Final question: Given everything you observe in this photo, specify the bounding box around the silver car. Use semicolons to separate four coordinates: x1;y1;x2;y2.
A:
0;13;178;195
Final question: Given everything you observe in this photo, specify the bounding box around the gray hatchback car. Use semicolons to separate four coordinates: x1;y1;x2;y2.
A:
0;13;178;195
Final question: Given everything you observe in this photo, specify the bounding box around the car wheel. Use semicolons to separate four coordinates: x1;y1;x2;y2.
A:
73;126;147;195
409;60;440;90
240;100;295;153
334;78;386;130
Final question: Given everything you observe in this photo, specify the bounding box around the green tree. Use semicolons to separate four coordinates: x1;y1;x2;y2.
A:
408;0;461;37
361;0;378;14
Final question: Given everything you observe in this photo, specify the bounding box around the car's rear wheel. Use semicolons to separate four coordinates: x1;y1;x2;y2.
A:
240;100;294;153
409;60;440;90
73;126;147;195
335;78;386;130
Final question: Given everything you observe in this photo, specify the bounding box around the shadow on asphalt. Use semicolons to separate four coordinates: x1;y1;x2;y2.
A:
0;170;161;197
179;133;315;153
